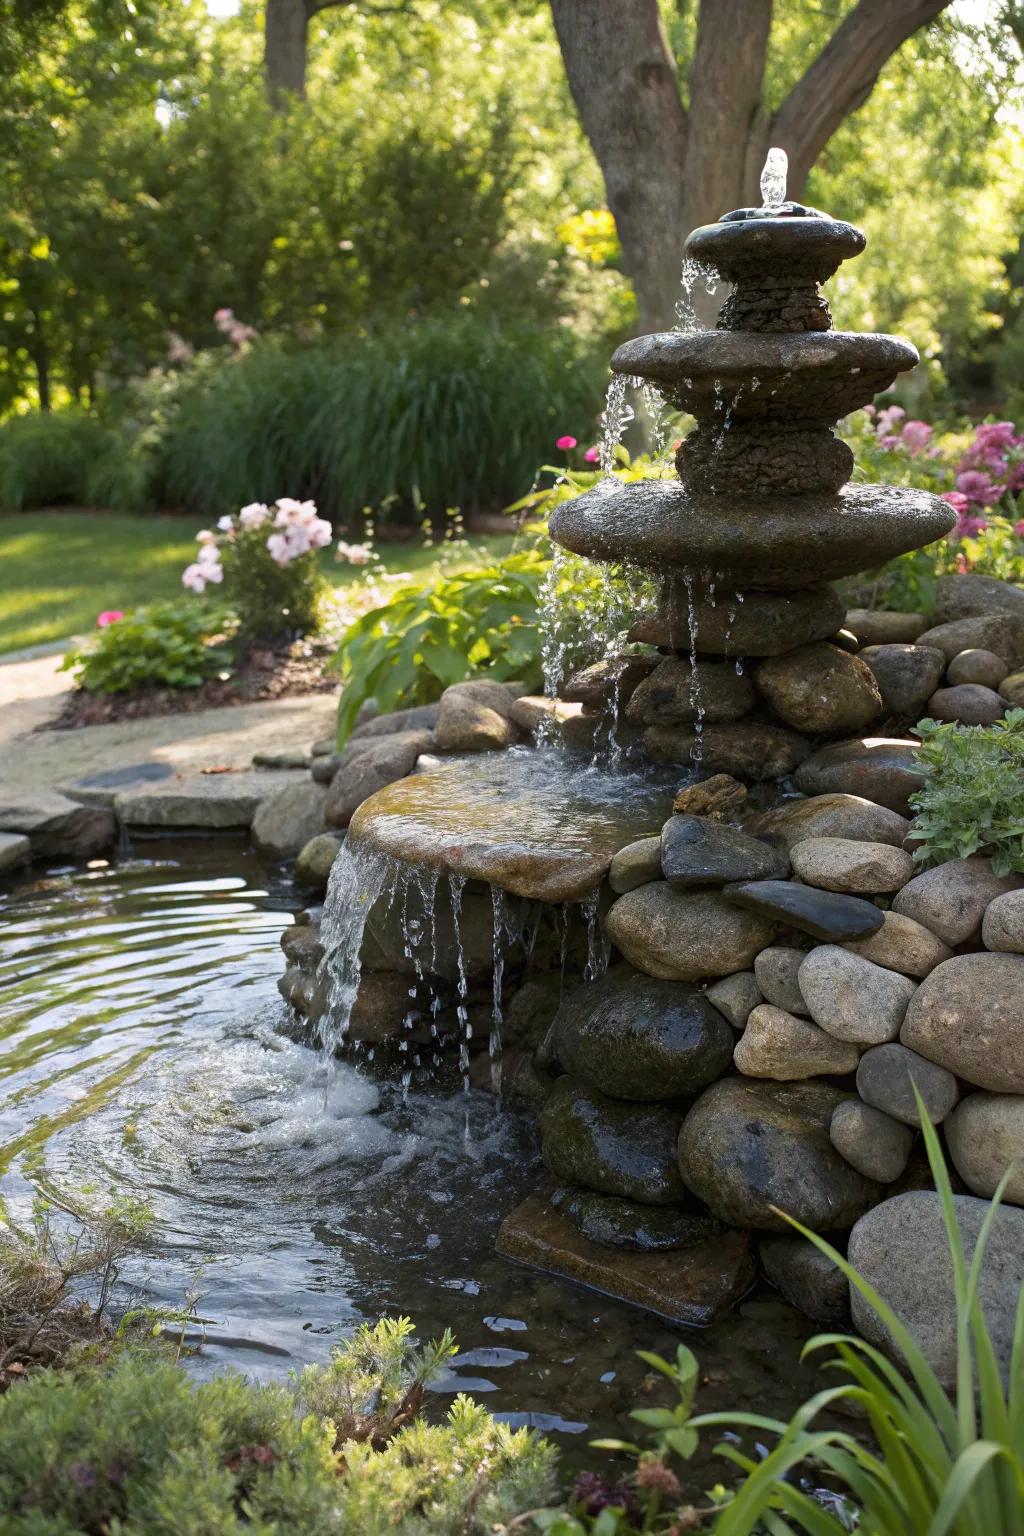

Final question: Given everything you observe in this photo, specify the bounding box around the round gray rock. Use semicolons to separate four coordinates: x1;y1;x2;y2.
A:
608;836;663;894
677;1077;881;1231
982;890;1024;954
892;857;1022;947
604;884;776;981
251;781;327;860
946;1093;1024;1205
798;945;916;1044
856;1041;959;1126
843;910;953;977
946;648;1009;689
858;643;946;718
754;946;809;1014
705;970;762;1030
927;683;1005;726
553;972;734;1101
829;1099;913;1183
900;952;1024;1092
848;1193;1024;1388
789;836;914;895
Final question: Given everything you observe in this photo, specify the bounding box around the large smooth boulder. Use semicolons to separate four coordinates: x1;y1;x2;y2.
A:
745;792;909;850
733;1004;860;1080
946;1094;1024;1205
604;884;775;980
983;890;1024;954
856;1041;959;1126
724;879;883;942
644;722;807;780
755;643;883;734
552;972;733;1101
858;643;946;719
626;657;755;726
795;738;924;816
848;1193;1024;1388
892;858;1022;947
933;573;1024;625
798;946;916;1045
434;681;521;752
843;910;953;977
789;836;913;895
0;791;115;857
900;952;1024;1092
324;730;433;827
661;815;788;887
251;781;327;859
677;1077;880;1231
540;1078;686;1204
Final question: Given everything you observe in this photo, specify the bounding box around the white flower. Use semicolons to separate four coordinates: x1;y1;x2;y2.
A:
266;532;291;565
308;518;333;548
217;515;235;532
196;528;217;544
335;540;371;565
182;563;207;592
238;502;270;529
197;543;222;568
203;562;224;583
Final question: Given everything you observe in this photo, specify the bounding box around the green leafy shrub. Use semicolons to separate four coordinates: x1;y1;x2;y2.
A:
148;319;605;524
908;710;1024;875
0;1319;557;1534
60;601;231;694
0;411;120;511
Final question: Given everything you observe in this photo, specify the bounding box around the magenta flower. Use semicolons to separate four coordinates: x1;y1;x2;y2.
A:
583;445;600;463
942;491;969;515
899;420;933;456
954;514;989;538
555;435;577;451
1015;519;1024;538
96;610;124;628
955;469;1003;507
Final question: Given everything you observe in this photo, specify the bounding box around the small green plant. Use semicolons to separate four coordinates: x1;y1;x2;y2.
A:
293;1315;458;1446
909;710;1024;875
60;601;232;694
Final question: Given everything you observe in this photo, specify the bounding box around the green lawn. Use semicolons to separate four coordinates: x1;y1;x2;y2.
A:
0;509;516;655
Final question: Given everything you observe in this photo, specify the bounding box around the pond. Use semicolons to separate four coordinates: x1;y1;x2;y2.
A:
0;838;827;1480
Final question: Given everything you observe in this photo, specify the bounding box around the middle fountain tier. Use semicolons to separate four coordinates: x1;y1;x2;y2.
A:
550;196;955;772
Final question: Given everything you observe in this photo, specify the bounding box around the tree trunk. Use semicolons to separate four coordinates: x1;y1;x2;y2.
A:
549;0;955;332
29;309;50;413
265;0;312;100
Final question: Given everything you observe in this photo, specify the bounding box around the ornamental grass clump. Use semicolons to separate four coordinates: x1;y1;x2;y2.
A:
909;710;1024;875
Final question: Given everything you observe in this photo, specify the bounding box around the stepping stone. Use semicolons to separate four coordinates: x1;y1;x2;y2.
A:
723;879;884;942
114;770;306;830
496;1192;754;1327
62;761;175;806
0;791;115;857
661;815;788;887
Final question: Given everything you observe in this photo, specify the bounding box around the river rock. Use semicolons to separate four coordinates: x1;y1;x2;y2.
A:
755;643;883;734
677;1078;880;1231
672;774;748;818
608;836;663;894
349;703;441;741
434;682;521;752
798;946;916;1044
661;815;788;887
983;890;1024;953
900;952;1024;1092
724;879;884;942
626;657;755;726
0;791;116;857
946;649;1010;689
848;1192;1024;1388
999;671;1024;706
916;614;1024;668
845;610;929;646
856;1041;959;1125
549;1185;721;1252
251;780;327;859
759;1238;849;1324
754;946;808;1014
540;1078;686;1204
553;972;733;1101
946;1094;1024;1204
644;722;807;780
706;970;762;1030
794;738;924;816
604;884;775;980
311;754;341;785
0;832;30;873
734;1004;860;1080
926;683;1005;725
324;730;434;827
829;1099;913;1182
562;654;659;710
632;586;845;657
293;832;343;890
892;856;1022;946
789;836;913;894
843;910;953;977
933;572;1024;625
745;793;910;850
507;696;581;734
857;644;946;718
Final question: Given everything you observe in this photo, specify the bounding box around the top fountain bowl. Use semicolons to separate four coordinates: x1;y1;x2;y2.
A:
686;214;865;285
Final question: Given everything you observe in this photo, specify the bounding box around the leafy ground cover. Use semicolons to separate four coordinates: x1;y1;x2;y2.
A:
0;510;514;655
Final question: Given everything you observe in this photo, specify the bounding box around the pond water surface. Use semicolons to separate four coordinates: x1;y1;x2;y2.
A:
0;838;827;1483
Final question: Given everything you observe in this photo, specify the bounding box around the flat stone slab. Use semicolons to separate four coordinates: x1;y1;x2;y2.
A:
496;1192;754;1327
0;791;115;857
62;761;176;807
347;750;674;903
114;769;306;830
0;831;30;872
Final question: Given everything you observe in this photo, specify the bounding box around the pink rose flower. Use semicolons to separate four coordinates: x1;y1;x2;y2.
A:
96;610;123;628
555;435;577;451
583;446;600;463
899;420;933;456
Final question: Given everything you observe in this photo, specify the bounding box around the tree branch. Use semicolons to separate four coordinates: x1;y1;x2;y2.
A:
772;0;956;194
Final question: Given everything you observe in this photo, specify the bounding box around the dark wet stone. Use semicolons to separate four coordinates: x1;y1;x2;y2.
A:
794;737;924;817
630;585;845;658
550;1185;722;1252
677;1077;881;1231
927;684;1006;726
755;643;883;734
553;972;733;1101
934;573;1024;626
723;879;884;942
645;721;807;780
627;657;755;726
759;1237;850;1325
858;644;946;718
540;1078;686;1204
661;815;789;888
561;654;659;710
496;1192;754;1326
